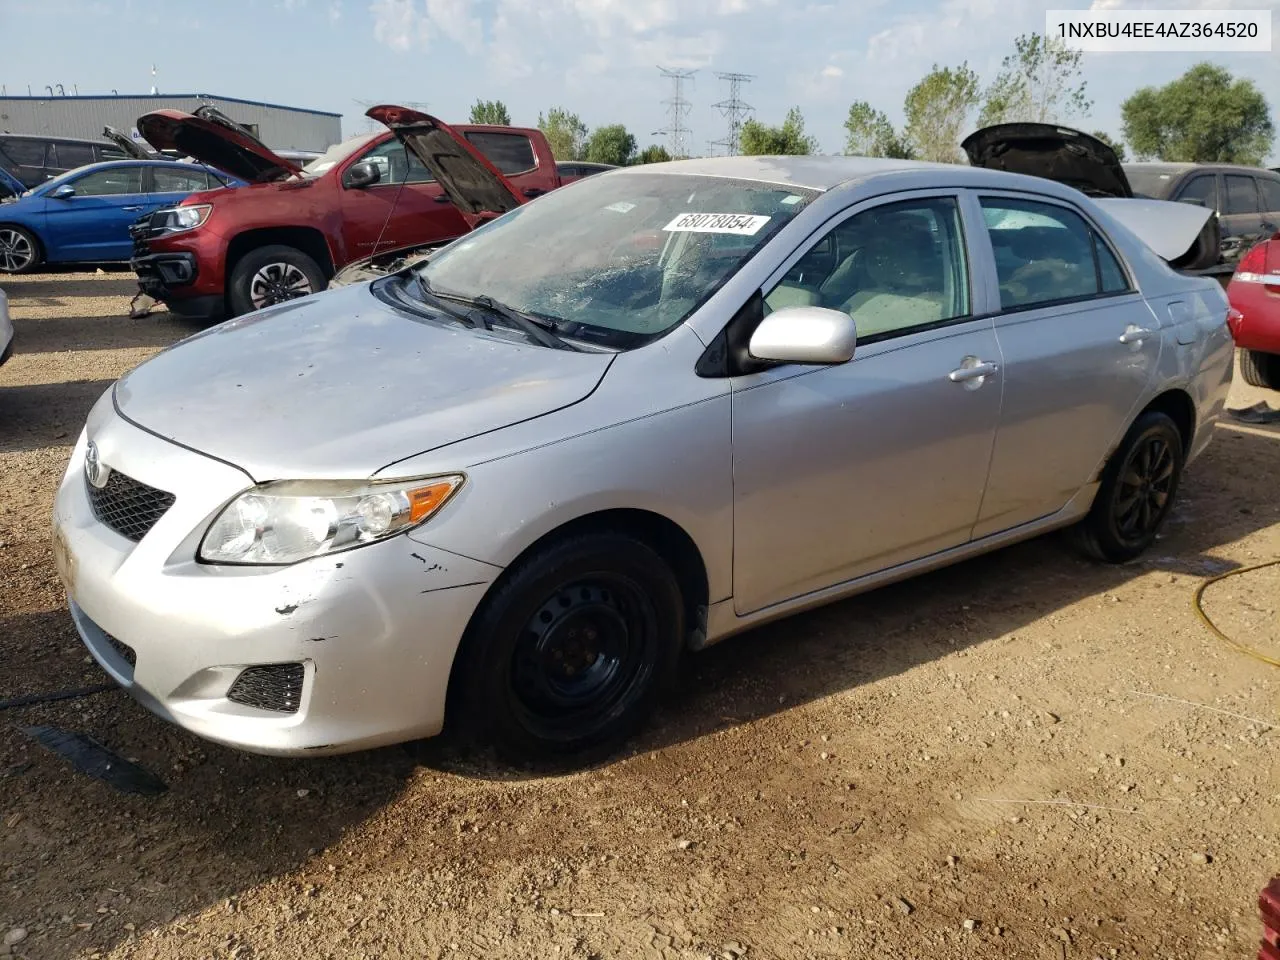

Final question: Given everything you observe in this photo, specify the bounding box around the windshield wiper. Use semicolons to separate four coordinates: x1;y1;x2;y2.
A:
412;273;489;330
423;285;572;350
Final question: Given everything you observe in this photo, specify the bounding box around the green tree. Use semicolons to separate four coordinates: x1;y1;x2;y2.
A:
635;144;672;164
468;99;511;125
978;33;1091;127
537;107;588;161
843;100;914;158
903;63;980;163
584;124;637;166
1121;63;1274;164
740;107;818;156
1090;130;1128;162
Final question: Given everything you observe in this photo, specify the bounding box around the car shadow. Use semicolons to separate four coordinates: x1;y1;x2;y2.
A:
0;424;1275;959
0;379;115;455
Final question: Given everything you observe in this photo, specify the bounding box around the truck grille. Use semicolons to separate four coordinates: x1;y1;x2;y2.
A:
130;209;170;258
87;470;176;542
227;664;305;714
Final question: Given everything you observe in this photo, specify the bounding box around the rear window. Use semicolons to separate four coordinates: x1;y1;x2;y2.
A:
53;143;95;169
0;138;47;166
1225;175;1260;215
465;132;536;176
1123;166;1185;199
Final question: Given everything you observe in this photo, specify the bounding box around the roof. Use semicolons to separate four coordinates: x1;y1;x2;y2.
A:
616;155;968;191
0;132;120;144
0;93;341;118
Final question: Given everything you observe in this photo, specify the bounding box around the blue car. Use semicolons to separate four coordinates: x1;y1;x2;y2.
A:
0;159;243;274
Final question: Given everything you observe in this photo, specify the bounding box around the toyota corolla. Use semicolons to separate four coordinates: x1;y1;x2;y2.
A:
52;109;1234;762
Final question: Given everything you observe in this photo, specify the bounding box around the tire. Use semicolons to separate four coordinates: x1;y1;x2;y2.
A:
1072;411;1185;564
1239;348;1280;390
447;533;685;765
227;244;326;316
0;225;42;274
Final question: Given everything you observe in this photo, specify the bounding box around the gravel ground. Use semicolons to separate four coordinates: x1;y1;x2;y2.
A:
1;269;1278;960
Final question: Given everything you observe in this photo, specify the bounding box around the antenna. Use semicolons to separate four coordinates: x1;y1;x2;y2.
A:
655;67;695;159
354;99;430;134
712;72;754;156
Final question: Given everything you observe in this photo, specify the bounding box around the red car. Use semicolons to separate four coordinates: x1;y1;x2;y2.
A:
130;105;560;319
1226;233;1280;389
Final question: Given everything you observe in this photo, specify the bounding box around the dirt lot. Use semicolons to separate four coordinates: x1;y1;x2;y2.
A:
1;269;1278;960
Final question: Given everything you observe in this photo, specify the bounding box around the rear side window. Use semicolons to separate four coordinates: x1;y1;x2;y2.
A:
1;139;48;166
54;143;95;169
1224;175;1260;215
465;132;536;175
152;166;213;193
980;197;1126;310
1176;175;1218;211
1260;178;1280;213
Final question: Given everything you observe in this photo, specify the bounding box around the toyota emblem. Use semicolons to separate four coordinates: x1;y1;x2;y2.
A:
84;441;110;489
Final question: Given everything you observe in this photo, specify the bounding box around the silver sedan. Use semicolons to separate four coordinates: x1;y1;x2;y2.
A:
52;156;1234;762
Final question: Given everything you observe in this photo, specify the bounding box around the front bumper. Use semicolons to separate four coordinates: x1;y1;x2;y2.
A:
52;396;500;756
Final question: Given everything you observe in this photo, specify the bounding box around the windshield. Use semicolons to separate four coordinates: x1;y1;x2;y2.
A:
302;134;377;177
413;173;816;349
1122;166;1188;199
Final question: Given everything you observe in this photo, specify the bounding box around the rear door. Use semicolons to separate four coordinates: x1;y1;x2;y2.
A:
336;136;466;264
51;141;96;177
44;165;148;261
463;129;557;199
971;193;1160;538
1221;173;1266;263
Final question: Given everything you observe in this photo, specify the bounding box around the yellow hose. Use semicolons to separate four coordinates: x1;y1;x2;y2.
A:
1192;558;1280;669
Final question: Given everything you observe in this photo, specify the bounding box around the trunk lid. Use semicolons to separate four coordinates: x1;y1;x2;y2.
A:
136;104;304;184
112;284;612;480
962;123;1133;198
365;105;524;229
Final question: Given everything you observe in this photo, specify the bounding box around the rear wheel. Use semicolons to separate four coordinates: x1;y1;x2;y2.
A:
1239;348;1280;390
0;226;41;274
1072;411;1184;563
447;533;684;764
228;244;326;316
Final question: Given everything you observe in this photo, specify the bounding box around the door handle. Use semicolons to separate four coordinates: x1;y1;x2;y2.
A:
121;205;143;211
948;359;998;383
523;187;546;198
1118;326;1154;345
433;194;451;203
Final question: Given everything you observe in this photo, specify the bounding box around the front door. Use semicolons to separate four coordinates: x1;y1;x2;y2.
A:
731;193;1004;615
338;137;467;263
44;165;147;261
970;193;1161;538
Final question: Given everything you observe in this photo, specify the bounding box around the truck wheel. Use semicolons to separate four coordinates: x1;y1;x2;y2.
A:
228;245;326;316
1239;349;1280;390
0;226;41;274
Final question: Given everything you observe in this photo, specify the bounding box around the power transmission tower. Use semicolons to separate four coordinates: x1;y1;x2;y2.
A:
654;67;695;159
712;72;754;155
353;99;430;133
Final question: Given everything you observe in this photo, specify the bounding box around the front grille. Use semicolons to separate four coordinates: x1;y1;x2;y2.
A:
227;664;305;714
103;632;137;670
129;212;155;258
87;470;176;542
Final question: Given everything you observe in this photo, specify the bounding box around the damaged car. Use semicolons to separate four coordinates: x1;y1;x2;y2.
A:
130;104;561;319
54;147;1234;763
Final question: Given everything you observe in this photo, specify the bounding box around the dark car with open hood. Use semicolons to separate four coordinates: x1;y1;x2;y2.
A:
130;104;561;319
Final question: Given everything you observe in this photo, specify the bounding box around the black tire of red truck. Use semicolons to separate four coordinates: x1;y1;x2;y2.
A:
228;245;327;317
1239;348;1280;391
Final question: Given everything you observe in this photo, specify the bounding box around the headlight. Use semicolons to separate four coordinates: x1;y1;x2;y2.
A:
198;475;463;565
155;203;212;234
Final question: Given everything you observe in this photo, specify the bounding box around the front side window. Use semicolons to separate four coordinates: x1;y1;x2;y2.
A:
1224;175;1260;215
465;132;536;175
1176;175;1218;211
54;143;95;169
763;196;970;340
414;173;816;349
71;167;143;196
353;139;433;185
152;166;212;193
980;197;1113;310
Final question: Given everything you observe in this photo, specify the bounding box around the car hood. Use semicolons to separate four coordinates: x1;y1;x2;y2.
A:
365;105;524;229
112;284;613;480
962;123;1133;198
102;125;156;161
137;104;304;184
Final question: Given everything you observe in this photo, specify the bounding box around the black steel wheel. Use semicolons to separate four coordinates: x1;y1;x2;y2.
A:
448;533;684;764
1073;410;1184;563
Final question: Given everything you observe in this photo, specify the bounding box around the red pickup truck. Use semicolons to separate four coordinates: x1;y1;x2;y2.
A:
130;105;561;319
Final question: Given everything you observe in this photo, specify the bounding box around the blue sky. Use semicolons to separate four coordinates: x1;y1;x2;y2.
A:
1;0;1277;161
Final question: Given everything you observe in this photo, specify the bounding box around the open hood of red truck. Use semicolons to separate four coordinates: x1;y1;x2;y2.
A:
136;105;305;183
365;104;523;228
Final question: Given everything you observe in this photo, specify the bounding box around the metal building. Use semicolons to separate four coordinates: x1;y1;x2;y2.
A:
0;93;342;152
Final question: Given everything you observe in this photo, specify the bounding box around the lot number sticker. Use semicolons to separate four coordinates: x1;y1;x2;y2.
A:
663;213;771;235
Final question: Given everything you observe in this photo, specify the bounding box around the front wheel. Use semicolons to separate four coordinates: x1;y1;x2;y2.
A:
1072;410;1185;563
0;225;41;274
1239;349;1280;391
227;244;326;316
448;533;685;764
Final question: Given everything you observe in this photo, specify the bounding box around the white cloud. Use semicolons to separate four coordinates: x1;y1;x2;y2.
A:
329;0;342;21
821;64;844;78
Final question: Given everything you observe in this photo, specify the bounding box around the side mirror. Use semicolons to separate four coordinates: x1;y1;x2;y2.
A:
50;184;76;200
748;306;857;365
344;160;382;189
